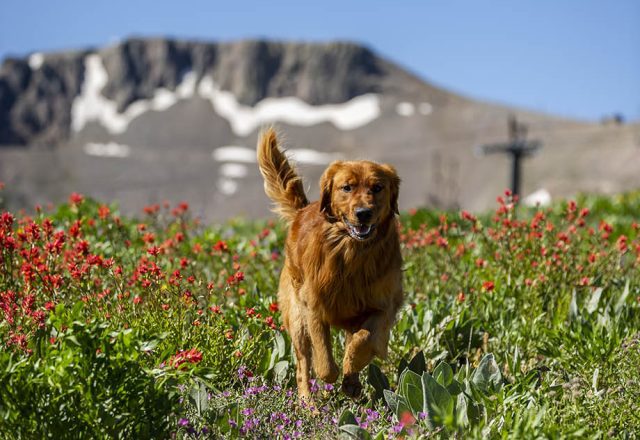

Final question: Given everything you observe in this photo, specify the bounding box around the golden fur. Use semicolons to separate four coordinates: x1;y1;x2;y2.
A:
257;128;404;398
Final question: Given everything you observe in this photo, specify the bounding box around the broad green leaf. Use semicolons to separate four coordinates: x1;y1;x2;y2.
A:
456;393;469;427
399;369;422;402
189;381;209;416
397;358;409;383
383;389;399;413
338;409;358;426
274;331;286;358
569;289;578;320
586;287;603;314
384;390;411;420
471;353;502;394
422;373;454;427
273;360;289;384
614;280;630;314
405;383;424;415
367;364;390;400
433;362;453;387
339;424;372;440
446;379;464;396
408;351;426;375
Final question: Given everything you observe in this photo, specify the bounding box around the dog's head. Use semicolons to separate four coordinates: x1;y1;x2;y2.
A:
319;161;400;241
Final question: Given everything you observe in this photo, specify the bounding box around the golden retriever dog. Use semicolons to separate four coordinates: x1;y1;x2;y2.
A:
257;128;404;399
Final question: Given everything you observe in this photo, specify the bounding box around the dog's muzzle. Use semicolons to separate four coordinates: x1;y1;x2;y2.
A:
343;217;376;241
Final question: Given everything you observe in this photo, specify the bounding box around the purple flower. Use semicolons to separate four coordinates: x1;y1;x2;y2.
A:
366;409;380;422
309;379;319;393
418;411;428;420
229;419;237;428
241;407;255;417
178;418;190;427
324;383;334;391
295;420;303;428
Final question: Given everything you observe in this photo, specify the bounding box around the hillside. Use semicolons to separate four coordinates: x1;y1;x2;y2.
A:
0;37;638;220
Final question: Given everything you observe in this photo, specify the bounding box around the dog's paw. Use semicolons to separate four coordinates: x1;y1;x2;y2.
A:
341;373;363;400
315;362;340;384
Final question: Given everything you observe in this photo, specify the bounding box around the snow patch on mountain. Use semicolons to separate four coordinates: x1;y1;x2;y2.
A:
72;54;381;137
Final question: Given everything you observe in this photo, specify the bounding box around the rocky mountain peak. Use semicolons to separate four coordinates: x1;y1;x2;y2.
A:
0;37;390;145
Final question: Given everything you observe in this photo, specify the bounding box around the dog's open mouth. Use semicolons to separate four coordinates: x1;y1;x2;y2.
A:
343;218;376;241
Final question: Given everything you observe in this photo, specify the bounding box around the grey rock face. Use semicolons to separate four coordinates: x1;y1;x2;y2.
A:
0;38;389;145
0;52;86;145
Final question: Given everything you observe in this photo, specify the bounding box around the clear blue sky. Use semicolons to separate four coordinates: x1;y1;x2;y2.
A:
1;0;638;121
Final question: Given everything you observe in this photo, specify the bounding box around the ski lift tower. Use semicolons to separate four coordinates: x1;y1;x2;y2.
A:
476;115;542;200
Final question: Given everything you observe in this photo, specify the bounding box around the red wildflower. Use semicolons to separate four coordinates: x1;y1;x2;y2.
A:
461;210;477;222
170;348;203;368
143;204;160;215
213;240;228;252
436;237;448;248
617;235;628;253
269;302;279;313
265;316;276;329
482;281;495;292
69;192;84;205
579;277;590;287
98;204;110;219
399;411;416;427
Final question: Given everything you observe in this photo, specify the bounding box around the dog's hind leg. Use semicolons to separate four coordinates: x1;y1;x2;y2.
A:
289;303;313;399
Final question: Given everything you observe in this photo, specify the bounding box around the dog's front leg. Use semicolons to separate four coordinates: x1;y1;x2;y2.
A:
341;311;394;398
306;312;339;384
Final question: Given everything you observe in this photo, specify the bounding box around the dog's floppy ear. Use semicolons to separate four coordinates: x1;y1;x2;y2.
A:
319;161;342;217
381;164;401;215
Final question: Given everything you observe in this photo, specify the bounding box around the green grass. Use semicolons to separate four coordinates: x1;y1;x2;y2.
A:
1;191;639;438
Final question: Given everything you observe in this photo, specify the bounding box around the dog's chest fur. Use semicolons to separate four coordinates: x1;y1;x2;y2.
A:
286;211;402;329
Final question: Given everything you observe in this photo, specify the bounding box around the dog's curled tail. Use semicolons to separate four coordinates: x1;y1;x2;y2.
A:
257;128;309;224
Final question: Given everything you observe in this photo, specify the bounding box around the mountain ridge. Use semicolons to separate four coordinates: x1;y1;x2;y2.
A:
1;37;446;145
0;37;637;220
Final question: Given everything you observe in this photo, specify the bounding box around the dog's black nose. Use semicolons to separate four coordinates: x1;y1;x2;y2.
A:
355;207;373;223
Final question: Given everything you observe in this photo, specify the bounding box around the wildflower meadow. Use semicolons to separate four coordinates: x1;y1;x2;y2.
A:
1;187;639;438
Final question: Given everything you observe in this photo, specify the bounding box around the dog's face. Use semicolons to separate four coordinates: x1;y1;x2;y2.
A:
320;161;400;241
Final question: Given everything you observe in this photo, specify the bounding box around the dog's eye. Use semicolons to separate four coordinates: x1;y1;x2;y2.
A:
371;184;383;193
341;184;352;193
